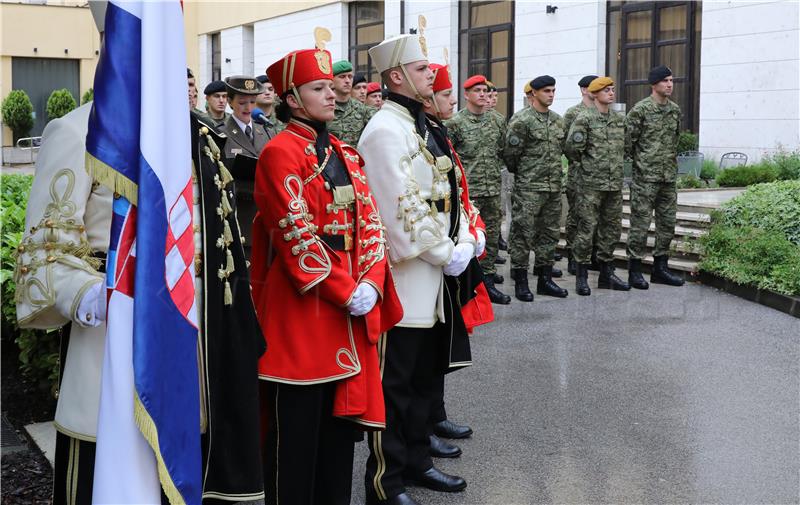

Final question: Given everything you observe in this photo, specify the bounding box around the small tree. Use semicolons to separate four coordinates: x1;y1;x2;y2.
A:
81;88;94;105
1;90;35;142
46;89;77;121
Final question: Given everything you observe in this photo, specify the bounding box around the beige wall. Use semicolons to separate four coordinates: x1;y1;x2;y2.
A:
0;2;100;145
183;0;337;77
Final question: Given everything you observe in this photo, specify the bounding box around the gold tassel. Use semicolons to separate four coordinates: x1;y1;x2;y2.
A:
224;280;233;305
226;249;234;274
221;190;232;216
217;161;234;186
223;220;233;245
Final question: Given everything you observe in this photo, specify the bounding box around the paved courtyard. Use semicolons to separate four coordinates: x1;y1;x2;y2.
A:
352;263;800;504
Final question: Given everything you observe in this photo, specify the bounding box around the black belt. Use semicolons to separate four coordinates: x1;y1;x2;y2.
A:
319;234;352;251
426;198;450;212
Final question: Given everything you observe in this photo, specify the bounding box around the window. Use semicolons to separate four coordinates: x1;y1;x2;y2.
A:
211;32;221;82
349;1;385;84
458;1;514;118
607;1;702;131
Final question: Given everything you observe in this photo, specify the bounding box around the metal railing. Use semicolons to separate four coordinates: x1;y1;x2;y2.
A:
15;136;43;164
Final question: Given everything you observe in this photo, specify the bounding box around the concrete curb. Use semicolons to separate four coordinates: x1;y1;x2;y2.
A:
698;271;800;318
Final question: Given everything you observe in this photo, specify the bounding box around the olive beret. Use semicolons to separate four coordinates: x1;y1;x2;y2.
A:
332;60;353;76
648;65;672;85
203;80;226;95
588;76;614;93
531;75;556;90
578;75;599;88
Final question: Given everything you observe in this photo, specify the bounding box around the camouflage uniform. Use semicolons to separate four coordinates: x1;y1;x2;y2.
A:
266;109;286;135
504;107;565;269
562;101;591;249
328;97;376;147
565;108;627;264
625;96;682;259
446;108;506;276
201;110;230;131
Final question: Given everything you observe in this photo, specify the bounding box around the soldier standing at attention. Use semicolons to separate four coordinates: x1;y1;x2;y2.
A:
446;75;511;305
625;65;685;288
565;77;631;296
365;82;384;109
352;72;369;102
255;74;285;135
504;75;568;301
202;80;230;130
562;74;598;275
329;60;376;146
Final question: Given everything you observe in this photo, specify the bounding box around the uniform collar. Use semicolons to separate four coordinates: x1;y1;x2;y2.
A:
388;92;427;135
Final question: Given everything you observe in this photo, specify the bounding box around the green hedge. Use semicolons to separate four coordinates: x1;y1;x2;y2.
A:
700;180;800;296
716;163;778;187
46;88;77;121
1;173;59;393
2;90;35;142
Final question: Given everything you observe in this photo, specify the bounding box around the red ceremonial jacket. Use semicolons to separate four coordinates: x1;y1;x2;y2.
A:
250;119;403;428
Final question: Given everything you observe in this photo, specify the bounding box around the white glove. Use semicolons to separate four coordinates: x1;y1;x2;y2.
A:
348;282;379;317
75;282;105;327
443;243;475;277
475;229;486;257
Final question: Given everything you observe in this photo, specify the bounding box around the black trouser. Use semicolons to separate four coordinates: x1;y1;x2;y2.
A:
53;431;96;505
262;381;357;505
365;326;440;501
429;373;447;425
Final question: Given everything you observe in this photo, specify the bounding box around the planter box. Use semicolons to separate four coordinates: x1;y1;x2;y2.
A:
698;271;800;318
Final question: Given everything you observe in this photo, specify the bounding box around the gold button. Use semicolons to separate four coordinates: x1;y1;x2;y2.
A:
44;219;54;227
46;255;56;263
20;266;29;274
17;245;25;253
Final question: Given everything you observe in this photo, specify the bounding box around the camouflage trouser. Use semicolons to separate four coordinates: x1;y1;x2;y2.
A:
565;184;578;249
501;169;513;229
509;189;562;270
473;195;502;276
626;180;677;259
573;189;622;264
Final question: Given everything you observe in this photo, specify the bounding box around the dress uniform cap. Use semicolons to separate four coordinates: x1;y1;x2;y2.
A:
366;82;382;95
267;48;334;97
588;76;614;93
531;75;556;90
224;75;264;95
368;34;428;74
256;74;270;84
431;63;453;93
578;75;599;88
463;74;488;90
648;65;672;85
332;60;353;76
204;80;226;96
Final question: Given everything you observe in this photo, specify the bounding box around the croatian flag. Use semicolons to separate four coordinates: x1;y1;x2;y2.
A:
86;1;201;503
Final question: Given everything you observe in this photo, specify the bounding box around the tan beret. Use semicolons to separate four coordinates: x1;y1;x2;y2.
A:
588;76;614;93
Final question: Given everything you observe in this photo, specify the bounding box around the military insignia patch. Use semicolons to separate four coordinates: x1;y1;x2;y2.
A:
316;51;331;74
245;80;255;91
508;135;521;146
572;131;585;142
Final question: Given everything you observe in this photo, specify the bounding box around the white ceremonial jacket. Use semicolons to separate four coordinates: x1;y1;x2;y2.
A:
15;104;112;441
358;100;475;328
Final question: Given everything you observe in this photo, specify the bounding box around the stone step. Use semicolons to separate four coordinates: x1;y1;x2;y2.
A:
620;205;712;227
556;240;700;273
621;191;718;215
561;222;707;239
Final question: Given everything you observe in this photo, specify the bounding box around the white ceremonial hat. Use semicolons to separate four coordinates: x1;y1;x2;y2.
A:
368;34;429;74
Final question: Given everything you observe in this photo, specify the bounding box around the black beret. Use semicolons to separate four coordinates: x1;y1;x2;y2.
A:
648;65;672;85
353;73;367;86
256;74;270;84
204;80;226;95
531;75;556;90
578;75;598;88
187;68;194;79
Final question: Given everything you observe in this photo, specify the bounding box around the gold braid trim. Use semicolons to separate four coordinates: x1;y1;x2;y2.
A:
133;394;185;505
85;153;139;206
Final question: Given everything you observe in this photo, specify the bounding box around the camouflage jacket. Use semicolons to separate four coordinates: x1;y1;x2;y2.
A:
626;96;682;183
445;108;505;197
201;110;230;131
265;110;286;135
565;107;628;192
504;107;565;192
563;101;592;189
328;97;376;147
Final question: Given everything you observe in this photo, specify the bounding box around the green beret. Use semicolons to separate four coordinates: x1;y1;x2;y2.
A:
332;60;353;76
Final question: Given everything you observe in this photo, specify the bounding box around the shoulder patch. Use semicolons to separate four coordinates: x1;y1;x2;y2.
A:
572;131;585;142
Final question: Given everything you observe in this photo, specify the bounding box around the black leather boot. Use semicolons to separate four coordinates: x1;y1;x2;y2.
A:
575;264;591;296
533;265;562;278
498;236;508;251
598;262;630;290
567;249;576;275
588;246;601;271
651;255;685;286
628;258;649;290
492;273;504;284
494;255;506;265
536;265;568;298
484;276;511;304
511;268;534;302
554;252;562;261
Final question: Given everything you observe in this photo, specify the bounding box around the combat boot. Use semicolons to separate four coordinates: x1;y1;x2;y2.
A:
536;265;568;298
498;236;508;251
567;249;576;275
651;255;685;286
627;258;649;290
494;255;506;265
492;273;504;284
533;265;562;278
598;262;630;290
588;246;601;271
484;276;511;305
511;268;534;302
575;264;591;296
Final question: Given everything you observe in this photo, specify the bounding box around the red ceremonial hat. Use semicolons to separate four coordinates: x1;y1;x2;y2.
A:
463;74;488;90
366;82;381;95
266;48;333;97
431;64;453;93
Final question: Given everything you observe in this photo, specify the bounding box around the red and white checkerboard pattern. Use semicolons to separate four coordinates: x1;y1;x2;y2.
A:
164;181;198;327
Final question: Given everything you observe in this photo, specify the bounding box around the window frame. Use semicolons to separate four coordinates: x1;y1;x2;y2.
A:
348;1;385;84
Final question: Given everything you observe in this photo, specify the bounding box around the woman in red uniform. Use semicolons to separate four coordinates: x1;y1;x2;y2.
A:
250;41;403;505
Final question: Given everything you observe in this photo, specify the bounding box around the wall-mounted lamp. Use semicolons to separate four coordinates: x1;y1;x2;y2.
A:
33;47;38;53
64;48;69;54
225;57;231;63
95;50;99;55
546;5;558;14
409;28;417;34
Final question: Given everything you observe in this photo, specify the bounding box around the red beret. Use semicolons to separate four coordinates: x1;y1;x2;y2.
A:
266;48;333;97
366;82;382;95
431;64;453;93
463;74;488;90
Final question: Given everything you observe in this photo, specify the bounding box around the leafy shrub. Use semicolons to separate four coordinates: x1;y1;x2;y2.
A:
676;174;703;189
700;159;718;181
716;163;778;187
677;131;698;154
715;180;800;245
765;150;800;181
81;88;94;105
1;90;35;142
46;89;77;121
1;174;59;392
